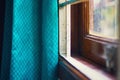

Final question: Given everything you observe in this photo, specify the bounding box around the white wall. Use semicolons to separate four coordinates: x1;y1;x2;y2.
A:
59;0;67;55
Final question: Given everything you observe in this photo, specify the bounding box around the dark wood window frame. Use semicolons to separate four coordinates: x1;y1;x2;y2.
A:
59;0;117;80
70;0;118;75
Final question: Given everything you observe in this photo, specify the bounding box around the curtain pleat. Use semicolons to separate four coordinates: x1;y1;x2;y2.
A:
1;0;59;80
42;0;58;80
10;0;42;80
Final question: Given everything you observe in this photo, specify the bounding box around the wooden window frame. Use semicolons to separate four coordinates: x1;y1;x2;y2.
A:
59;0;118;79
70;0;118;70
59;0;118;67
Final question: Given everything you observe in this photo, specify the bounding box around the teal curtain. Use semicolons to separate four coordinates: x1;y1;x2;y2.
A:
59;0;77;7
42;0;58;80
1;0;58;80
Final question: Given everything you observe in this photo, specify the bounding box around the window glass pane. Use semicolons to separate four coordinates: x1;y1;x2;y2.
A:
90;0;118;39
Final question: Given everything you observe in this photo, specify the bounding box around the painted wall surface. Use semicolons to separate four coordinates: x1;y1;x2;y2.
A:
59;0;71;56
59;2;67;54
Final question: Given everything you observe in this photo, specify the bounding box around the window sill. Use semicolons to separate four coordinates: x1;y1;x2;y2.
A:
59;55;116;80
85;34;119;45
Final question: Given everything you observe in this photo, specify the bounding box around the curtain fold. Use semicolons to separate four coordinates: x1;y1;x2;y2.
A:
1;0;58;80
10;0;42;80
42;0;59;80
0;0;13;79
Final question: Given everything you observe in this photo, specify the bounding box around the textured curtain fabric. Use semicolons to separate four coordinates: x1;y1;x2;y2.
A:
42;0;58;80
1;0;58;80
59;0;77;7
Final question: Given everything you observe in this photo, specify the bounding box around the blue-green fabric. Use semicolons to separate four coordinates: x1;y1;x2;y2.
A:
0;0;13;80
42;0;58;80
10;0;42;80
59;0;77;7
1;0;59;80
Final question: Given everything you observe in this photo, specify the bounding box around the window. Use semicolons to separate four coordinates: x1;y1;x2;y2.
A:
90;0;118;39
83;0;119;67
59;0;118;79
